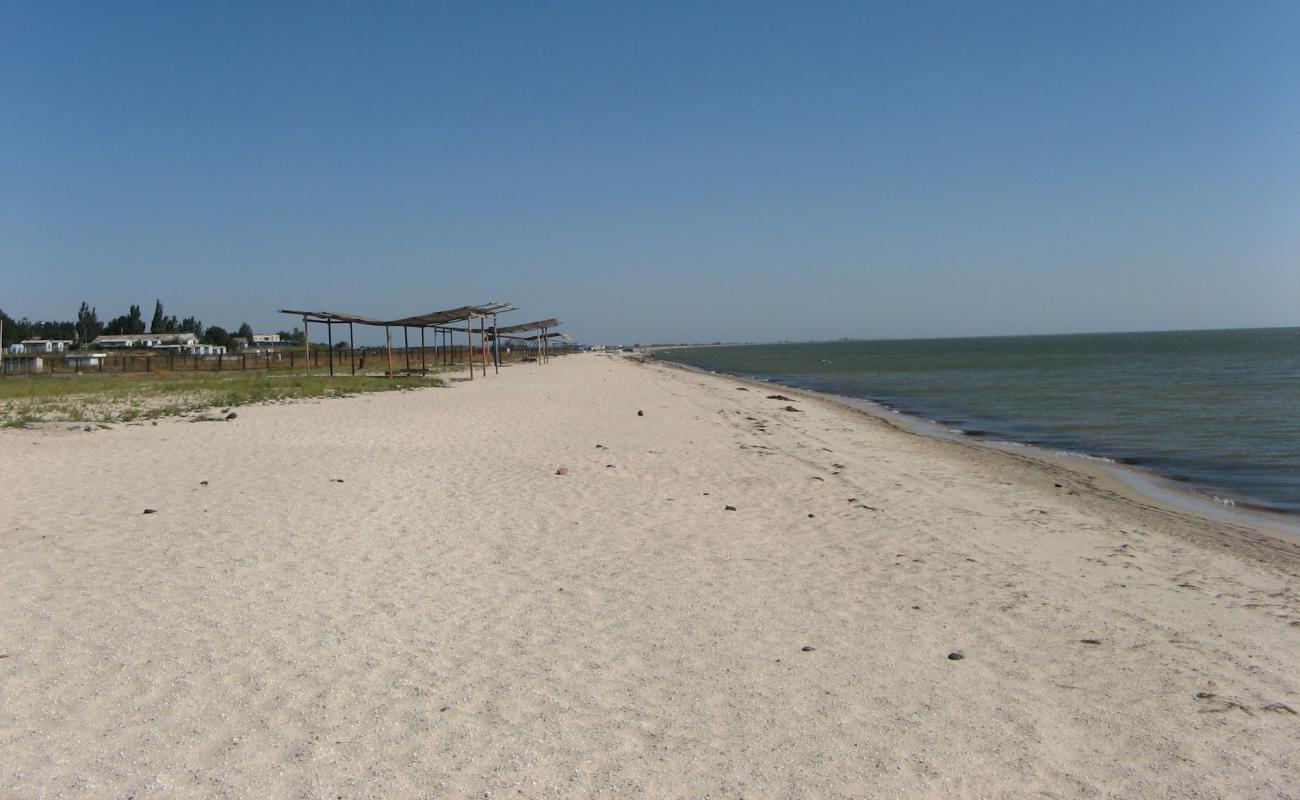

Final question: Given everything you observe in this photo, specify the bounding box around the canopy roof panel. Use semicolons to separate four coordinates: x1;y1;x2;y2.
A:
494;318;560;334
280;303;515;328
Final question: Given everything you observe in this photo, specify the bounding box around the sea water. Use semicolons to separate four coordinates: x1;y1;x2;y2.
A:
656;328;1300;514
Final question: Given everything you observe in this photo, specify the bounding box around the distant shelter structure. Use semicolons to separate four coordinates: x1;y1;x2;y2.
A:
490;319;565;364
278;303;519;379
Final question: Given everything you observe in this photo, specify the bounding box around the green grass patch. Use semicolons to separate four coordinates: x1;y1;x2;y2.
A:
0;369;448;425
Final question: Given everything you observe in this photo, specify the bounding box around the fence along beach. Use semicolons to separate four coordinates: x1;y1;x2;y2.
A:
2;351;1297;797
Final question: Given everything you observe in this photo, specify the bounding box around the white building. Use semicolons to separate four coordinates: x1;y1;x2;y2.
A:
154;343;227;356
64;352;107;368
252;333;283;345
91;332;200;349
2;354;43;374
11;339;72;353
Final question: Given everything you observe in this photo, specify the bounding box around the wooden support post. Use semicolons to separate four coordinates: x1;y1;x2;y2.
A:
465;323;473;380
492;314;499;373
303;316;310;374
420;327;426;374
480;317;488;377
326;320;334;376
349;321;356;375
403;326;411;373
385;326;394;377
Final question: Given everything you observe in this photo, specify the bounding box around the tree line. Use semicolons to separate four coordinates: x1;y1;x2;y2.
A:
1;300;305;350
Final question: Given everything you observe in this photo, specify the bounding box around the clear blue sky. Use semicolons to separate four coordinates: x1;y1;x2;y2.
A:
3;1;1297;344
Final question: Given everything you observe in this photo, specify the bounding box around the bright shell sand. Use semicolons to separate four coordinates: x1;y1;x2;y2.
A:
2;354;1298;798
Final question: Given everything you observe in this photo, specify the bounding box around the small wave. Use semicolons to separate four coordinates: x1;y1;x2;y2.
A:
1054;450;1117;464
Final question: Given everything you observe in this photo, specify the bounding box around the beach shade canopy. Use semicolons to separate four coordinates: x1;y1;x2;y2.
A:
277;303;518;378
492;319;561;336
280;303;515;328
502;331;572;342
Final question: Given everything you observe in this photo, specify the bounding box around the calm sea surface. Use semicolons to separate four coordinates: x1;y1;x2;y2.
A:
656;328;1300;514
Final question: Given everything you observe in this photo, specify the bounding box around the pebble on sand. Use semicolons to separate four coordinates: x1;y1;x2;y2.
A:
801;646;816;652
724;505;737;511
556;467;569;475
637;410;644;416
226;412;238;420
947;651;965;660
142;508;158;514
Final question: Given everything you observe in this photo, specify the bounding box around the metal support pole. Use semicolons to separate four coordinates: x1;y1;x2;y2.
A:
303;316;310;374
420;327;426;374
349;321;356;375
326;320;334;376
385;326;394;376
403;326;411;373
480;317;488;377
465;323;472;380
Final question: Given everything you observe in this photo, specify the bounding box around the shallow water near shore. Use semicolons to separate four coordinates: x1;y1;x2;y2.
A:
656;328;1300;516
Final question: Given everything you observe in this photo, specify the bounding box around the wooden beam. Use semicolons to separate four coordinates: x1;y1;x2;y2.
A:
326;320;335;376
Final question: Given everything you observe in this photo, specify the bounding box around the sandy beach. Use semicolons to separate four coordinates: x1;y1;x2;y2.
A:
2;353;1298;798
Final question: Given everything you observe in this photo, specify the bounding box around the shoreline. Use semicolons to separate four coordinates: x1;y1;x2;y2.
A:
4;353;1298;797
648;352;1300;544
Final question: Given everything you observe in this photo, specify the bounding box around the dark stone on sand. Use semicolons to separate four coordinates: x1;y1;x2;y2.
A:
556;467;569;475
143;508;157;514
606;464;615;468
947;651;964;660
331;478;344;483
637;410;644;416
801;646;816;652
783;405;802;412
766;395;793;401
1054;483;1063;488
199;481;208;486
83;425;92;432
808;514;815;518
225;412;237;420
724;505;737;511
1080;639;1102;645
736;387;748;391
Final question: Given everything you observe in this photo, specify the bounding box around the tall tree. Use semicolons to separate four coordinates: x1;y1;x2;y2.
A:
150;299;165;333
1;309;33;347
76;302;102;344
204;325;233;349
127;304;145;334
178;316;204;337
237;322;254;347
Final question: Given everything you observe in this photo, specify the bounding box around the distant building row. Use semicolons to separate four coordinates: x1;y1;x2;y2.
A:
7;332;286;355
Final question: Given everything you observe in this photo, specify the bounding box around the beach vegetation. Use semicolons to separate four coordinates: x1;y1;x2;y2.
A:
0;370;448;426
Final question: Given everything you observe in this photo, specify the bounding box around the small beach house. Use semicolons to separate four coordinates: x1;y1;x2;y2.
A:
11;339;72;353
91;332;200;349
